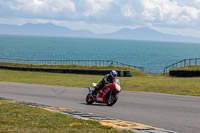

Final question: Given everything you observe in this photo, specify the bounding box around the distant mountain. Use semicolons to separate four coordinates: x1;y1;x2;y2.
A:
0;23;200;43
0;23;93;38
100;27;200;43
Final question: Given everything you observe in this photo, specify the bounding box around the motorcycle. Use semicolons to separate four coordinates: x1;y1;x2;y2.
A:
86;79;121;106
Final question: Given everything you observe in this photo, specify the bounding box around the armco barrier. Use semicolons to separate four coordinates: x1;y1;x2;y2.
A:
169;70;200;77
0;65;132;77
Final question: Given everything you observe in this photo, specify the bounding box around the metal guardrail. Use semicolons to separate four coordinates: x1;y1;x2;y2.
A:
0;58;143;72
164;58;200;73
3;58;200;74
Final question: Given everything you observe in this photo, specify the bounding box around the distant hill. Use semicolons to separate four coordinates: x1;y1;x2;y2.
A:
0;23;94;38
0;23;200;43
100;27;200;43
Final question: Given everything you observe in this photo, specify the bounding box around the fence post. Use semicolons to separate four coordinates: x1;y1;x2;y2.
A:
195;58;197;65
184;59;186;67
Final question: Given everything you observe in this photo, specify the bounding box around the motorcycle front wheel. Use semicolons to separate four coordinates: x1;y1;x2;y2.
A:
86;93;94;104
106;94;118;106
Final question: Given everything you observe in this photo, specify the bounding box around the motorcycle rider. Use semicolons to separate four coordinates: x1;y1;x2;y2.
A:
92;70;118;95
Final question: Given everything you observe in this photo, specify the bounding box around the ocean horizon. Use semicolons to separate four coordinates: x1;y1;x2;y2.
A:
1;34;200;73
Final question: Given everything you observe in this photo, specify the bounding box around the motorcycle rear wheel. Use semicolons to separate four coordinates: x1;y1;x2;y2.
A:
86;93;94;104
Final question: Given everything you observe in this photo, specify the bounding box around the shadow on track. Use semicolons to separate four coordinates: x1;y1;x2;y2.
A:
80;103;107;106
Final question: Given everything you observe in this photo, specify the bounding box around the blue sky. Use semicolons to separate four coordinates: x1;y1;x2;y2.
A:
0;0;200;37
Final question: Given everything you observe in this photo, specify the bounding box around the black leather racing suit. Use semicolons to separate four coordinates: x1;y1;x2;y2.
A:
93;74;115;93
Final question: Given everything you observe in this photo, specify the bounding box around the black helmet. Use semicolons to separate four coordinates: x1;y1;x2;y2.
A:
110;70;117;79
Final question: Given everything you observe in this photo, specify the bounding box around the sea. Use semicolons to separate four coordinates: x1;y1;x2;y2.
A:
1;34;200;73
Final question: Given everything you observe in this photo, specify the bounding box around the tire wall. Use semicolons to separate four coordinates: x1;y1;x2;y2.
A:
169;70;200;77
0;65;132;77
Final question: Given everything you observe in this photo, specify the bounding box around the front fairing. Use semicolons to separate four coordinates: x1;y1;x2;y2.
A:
113;79;121;93
115;83;121;93
98;80;121;96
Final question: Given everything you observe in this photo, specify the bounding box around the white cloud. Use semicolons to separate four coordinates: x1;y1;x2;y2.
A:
83;0;113;17
8;0;46;13
0;0;200;36
128;0;200;27
3;0;76;15
49;0;76;13
121;4;137;18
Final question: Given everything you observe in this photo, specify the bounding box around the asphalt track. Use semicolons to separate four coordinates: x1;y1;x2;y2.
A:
0;82;200;133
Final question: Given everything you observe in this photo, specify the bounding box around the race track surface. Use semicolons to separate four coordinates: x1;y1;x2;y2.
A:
0;82;200;133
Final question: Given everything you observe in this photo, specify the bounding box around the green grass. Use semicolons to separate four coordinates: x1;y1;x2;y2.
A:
171;65;200;71
0;69;200;96
121;74;200;96
0;100;132;133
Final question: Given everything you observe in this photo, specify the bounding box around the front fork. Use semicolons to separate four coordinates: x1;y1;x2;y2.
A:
88;87;93;94
109;90;117;99
109;90;113;99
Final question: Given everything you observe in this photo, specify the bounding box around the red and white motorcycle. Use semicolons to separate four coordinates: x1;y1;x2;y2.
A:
86;79;121;106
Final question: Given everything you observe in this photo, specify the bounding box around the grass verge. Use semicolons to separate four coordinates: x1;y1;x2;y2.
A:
0;69;200;96
0;62;146;76
0;100;132;133
171;65;200;71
